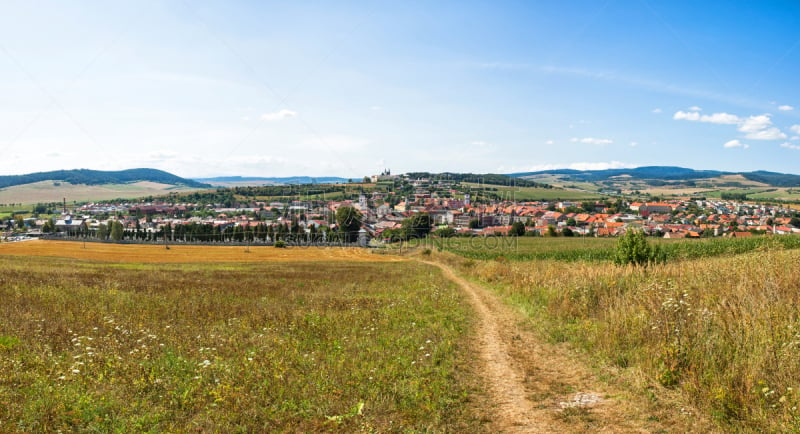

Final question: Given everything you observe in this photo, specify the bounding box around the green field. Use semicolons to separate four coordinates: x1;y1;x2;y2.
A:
463;183;602;201
0;256;478;431
435;234;800;262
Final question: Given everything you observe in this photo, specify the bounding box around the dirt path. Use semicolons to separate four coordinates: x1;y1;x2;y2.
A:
422;260;704;433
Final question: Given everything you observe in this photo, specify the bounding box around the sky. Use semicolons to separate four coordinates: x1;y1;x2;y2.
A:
2;1;800;178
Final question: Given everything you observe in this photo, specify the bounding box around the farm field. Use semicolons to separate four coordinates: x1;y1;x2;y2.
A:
0;240;402;264
437;233;800;262
0;181;202;205
0;245;479;431
462;182;602;201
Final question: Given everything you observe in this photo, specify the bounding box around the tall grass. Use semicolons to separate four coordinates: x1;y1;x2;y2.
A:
442;246;800;431
0;256;479;431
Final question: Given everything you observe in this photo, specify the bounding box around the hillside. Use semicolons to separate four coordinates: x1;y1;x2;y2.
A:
509;166;800;187
195;176;349;186
0;168;210;189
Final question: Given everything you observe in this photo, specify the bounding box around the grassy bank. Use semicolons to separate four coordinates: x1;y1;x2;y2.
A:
0;256;478;432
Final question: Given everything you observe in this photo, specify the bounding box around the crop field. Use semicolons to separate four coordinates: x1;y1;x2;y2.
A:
437;234;800;262
0;240;403;264
0;181;201;205
0;245;479;431
462;183;602;201
437;236;800;431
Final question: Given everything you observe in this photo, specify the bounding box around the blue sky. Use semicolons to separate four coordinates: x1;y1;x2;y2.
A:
2;1;800;178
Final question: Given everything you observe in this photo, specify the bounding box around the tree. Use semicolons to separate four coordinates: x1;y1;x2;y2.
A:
336;206;362;243
434;227;456;238
97;223;108;240
110;221;124;241
613;229;665;268
510;221;525;237
402;213;433;239
546;225;557;237
566;217;577;227
562;227;574;237
468;219;481;229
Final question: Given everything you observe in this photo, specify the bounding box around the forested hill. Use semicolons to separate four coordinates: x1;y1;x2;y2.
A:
509;166;800;187
0;169;210;189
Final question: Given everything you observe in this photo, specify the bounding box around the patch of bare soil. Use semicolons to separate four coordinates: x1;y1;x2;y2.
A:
423;260;715;433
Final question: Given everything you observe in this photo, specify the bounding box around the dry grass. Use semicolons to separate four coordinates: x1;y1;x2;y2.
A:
0;181;200;205
0;254;480;432
442;247;800;431
0;240;404;263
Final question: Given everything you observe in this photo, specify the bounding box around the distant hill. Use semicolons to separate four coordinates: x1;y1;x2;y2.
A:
0;168;210;189
195;176;349;186
509;166;800;187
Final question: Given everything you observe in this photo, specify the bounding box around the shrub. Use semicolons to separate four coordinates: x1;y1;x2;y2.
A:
613;229;665;267
274;240;287;248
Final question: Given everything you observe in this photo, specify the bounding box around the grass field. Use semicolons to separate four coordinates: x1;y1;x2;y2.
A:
436;234;800;262
0;242;479;431
463;183;602;201
0;181;201;205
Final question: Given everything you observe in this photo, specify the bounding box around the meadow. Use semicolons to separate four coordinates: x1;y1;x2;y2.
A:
462;183;602;201
438;233;800;262
0;245;480;432
439;237;800;431
0;181;199;205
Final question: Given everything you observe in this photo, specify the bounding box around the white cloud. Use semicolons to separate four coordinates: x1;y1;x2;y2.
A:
673;110;701;121
738;114;773;133
568;161;630;170
651;108;662;114
676;111;787;140
242;116;251;121
700;112;740;124
743;127;786;140
779;105;794;111
723;139;749;149
629;141;638;147
688;106;702;111
738;114;786;140
781;142;800;150
370;106;382;111
791;125;800;134
571;137;613;145
260;109;298;121
470;141;491;147
673;110;739;124
545;140;554;145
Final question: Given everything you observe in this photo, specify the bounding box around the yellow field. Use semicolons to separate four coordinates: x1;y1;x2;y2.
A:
0;180;201;205
0;240;402;263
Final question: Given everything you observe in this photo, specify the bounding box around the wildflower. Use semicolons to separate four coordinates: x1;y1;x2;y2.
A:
72;369;80;374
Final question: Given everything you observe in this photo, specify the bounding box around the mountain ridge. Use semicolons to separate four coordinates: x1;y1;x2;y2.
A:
0;169;210;189
508;166;800;187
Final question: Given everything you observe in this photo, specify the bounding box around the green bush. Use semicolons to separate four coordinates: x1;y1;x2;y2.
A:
613;229;665;267
274;240;287;248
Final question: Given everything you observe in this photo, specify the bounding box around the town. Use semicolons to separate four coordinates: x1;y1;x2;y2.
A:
3;173;800;244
